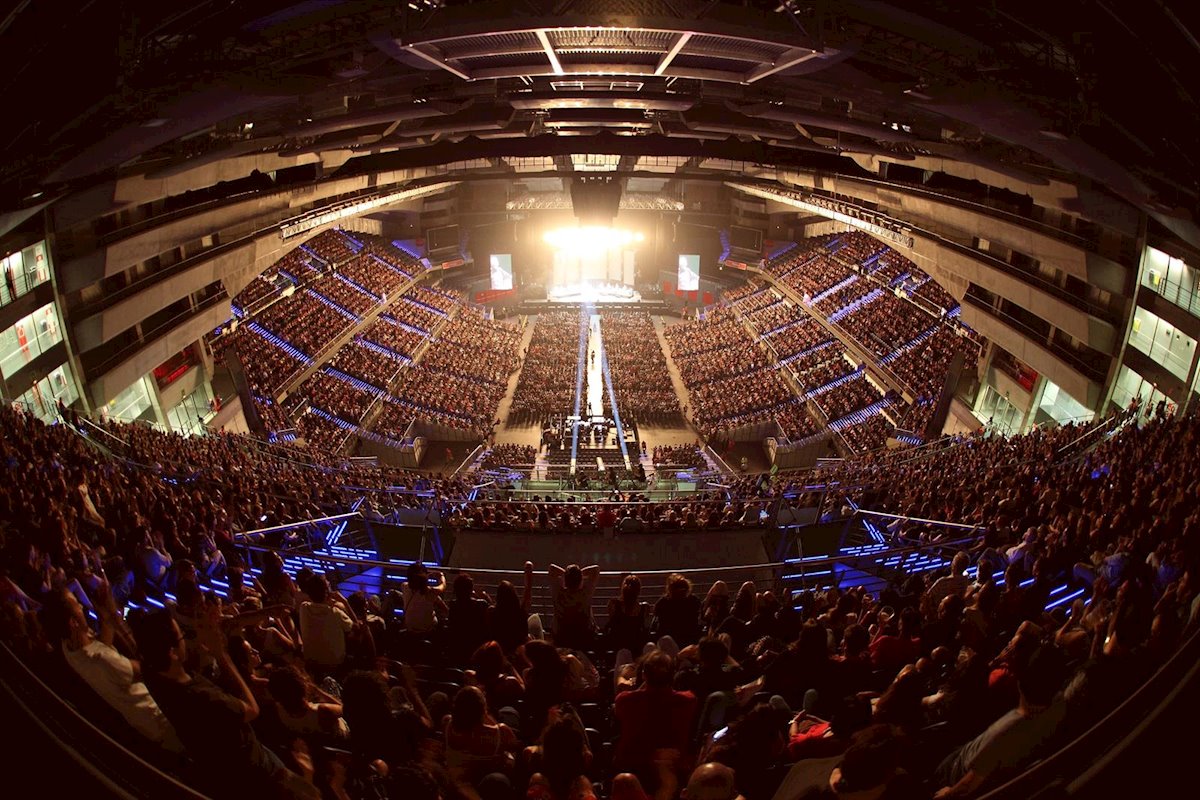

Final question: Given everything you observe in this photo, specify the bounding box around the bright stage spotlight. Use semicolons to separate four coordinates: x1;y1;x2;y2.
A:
543;226;643;255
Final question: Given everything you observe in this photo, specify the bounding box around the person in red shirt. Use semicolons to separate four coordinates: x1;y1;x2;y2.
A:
613;650;697;789
869;606;922;675
597;505;618;538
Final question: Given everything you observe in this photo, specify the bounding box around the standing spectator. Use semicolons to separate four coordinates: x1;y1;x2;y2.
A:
550;562;600;650
448;572;491;661
298;575;354;675
491;562;535;654
403;562;448;637
606;574;651;654
653;574;703;647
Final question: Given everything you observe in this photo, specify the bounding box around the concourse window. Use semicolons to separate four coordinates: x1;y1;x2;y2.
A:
1112;365;1171;419
104;376;155;423
1037;380;1092;426
16;363;79;422
0;241;51;307
0;302;65;379
975;384;1024;434
1143;247;1200;318
1129;307;1195;382
165;381;214;437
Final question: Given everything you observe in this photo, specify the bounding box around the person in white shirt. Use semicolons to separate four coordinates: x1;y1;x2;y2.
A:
42;581;182;752
298;576;355;673
402;562;448;636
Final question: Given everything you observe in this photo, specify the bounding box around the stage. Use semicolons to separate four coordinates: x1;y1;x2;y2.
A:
546;280;641;304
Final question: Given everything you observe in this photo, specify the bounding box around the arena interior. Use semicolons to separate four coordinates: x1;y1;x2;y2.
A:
1;2;1199;799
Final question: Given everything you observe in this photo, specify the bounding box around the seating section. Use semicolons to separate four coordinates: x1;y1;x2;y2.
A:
423;308;522;388
328;340;407;391
480;443;537;470
510;311;583;421
651;444;708;470
2;390;1197;800
599;310;680;421
360;316;427;361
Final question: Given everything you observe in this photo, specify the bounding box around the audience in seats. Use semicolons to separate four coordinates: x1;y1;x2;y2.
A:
480;444;538;471
600;311;681;422
303;230;356;266
3;398;1200;800
361;317;427;360
652;445;708;471
816;377;884;423
511;312;583;421
329;341;406;391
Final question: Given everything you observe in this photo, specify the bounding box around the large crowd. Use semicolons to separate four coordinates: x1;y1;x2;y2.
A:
815;377;885;424
600;311;680;422
510;312;583;422
425;309;523;388
328;341;407;392
298;372;379;425
362;316;429;361
5;396;1197;800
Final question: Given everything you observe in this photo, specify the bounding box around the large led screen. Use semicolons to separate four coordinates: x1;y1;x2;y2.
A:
678;254;700;291
489;253;513;290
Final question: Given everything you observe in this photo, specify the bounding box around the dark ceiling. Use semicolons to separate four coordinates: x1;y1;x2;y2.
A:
3;0;1198;238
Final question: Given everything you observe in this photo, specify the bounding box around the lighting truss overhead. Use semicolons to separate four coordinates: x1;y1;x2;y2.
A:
279;182;458;240
506;192;683;211
571;154;621;171
725;182;915;249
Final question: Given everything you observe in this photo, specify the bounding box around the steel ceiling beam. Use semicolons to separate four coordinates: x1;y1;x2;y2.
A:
744;46;823;83
535;29;565;76
655;32;693;75
403;42;472;81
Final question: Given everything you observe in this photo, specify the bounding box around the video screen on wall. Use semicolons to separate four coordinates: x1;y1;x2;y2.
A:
678;254;700;291
489;254;513;291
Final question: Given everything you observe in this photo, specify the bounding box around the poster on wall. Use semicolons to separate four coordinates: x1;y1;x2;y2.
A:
678;254;700;291
489;254;513;290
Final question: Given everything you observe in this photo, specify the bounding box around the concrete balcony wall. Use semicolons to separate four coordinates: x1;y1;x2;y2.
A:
816;157;1083;215
902;234;1117;352
114;151;328;208
100;173;381;280
986;366;1035;413
960;301;1101;409
87;299;230;409
836;177;1092;279
72;238;255;351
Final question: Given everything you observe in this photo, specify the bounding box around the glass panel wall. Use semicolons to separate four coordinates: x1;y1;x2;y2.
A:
16;363;79;422
1037;379;1093;426
1128;307;1196;382
1143;247;1200;317
975;384;1024;435
104;376;156;423
1111;365;1171;420
0;301;65;378
0;241;52;307
165;381;214;437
